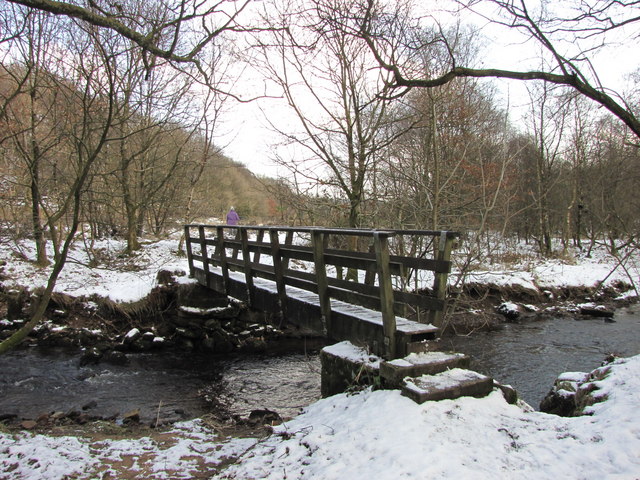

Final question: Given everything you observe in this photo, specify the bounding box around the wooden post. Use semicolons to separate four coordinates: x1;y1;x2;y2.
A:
231;228;241;260
429;231;454;331
240;228;255;306
253;229;265;264
283;230;294;269
374;232;396;360
184;225;194;277
312;230;331;336
216;226;230;295
270;229;287;320
198;225;210;288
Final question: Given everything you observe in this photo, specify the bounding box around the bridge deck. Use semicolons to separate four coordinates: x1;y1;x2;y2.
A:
193;264;438;358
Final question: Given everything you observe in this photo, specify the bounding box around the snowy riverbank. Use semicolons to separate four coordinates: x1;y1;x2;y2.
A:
1;354;639;479
1;235;638;306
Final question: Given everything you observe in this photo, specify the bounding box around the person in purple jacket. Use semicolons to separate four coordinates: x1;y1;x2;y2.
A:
226;206;240;225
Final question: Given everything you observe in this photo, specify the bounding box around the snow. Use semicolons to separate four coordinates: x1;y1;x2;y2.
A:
404;368;488;392
323;340;382;368
178;305;228;314
463;246;640;292
124;328;140;340
1;236;640;478
1;356;639;479
0;238;192;303
390;351;466;366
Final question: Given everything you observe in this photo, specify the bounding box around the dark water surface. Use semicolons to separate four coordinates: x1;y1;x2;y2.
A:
2;308;639;420
0;348;321;423
442;307;640;408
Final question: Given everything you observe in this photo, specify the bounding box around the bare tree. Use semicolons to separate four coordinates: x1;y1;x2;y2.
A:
0;7;68;265
354;0;640;140
256;0;413;230
6;0;253;90
524;81;569;256
0;16;117;354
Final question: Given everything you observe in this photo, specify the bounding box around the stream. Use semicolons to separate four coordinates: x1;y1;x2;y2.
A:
1;308;639;422
443;306;640;407
0;348;321;424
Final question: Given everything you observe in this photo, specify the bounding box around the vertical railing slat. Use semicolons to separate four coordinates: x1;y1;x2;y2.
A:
312;230;331;336
184;225;194;277
240;228;255;306
283;230;294;270
429;231;454;329
198;225;210;288
216;226;230;295
231;228;241;260
374;232;396;360
270;228;287;320
254;229;265;264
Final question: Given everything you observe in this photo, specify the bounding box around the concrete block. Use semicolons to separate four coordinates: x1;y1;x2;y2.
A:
402;369;493;404
380;351;470;388
320;341;382;397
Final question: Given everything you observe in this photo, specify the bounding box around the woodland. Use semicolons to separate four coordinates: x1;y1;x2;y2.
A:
1;0;639;352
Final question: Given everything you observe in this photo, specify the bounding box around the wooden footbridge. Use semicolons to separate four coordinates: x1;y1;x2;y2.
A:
184;225;458;360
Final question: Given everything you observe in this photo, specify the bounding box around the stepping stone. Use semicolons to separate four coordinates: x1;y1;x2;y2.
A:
380;351;470;388
402;369;493;404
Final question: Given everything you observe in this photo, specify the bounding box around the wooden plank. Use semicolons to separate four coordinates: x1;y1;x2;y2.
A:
283;230;294;269
394;290;445;312
270;229;288;318
374;232;396;359
184;225;195;277
280;244;315;263
312;230;331;335
364;244;376;285
198;225;210;288
240;228;255;306
231;228;241;260
216;226;230;295
278;245;450;275
253;229;265;264
429;232;455;328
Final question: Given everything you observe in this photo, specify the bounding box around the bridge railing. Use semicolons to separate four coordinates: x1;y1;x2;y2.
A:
184;225;458;359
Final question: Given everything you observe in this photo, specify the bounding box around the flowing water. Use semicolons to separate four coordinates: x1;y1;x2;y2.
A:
0;348;321;424
1;308;639;422
442;307;640;408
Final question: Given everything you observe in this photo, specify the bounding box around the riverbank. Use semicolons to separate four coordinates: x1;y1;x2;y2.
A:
1;235;637;344
2;354;639;479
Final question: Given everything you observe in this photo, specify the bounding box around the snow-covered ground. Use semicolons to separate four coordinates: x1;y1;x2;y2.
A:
1;236;640;479
2;355;639;479
0;237;193;302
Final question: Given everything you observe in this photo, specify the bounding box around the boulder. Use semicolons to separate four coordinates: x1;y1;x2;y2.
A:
496;302;521;320
123;408;140;424
79;347;103;366
123;328;141;345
